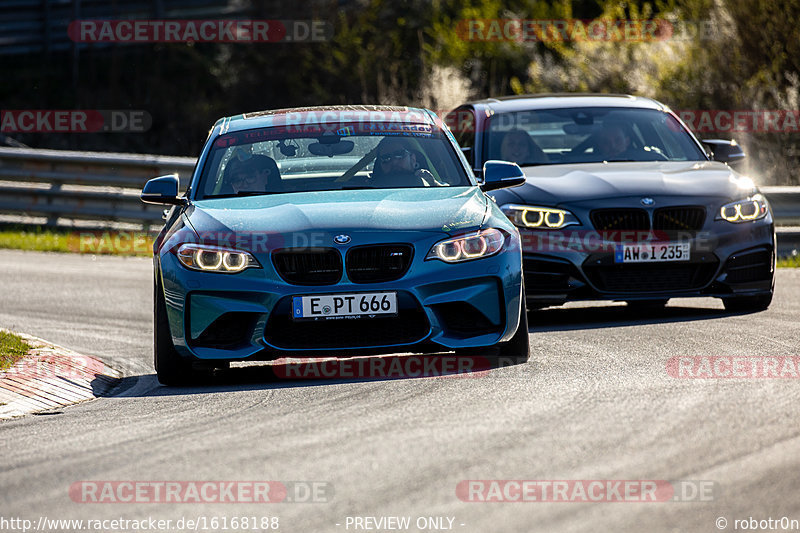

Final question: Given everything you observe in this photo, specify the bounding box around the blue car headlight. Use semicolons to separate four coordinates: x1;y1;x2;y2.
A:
717;194;768;223
426;228;505;263
176;243;261;273
501;204;580;229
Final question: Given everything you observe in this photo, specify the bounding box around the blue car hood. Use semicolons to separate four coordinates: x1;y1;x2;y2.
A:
512;161;756;206
187;187;488;235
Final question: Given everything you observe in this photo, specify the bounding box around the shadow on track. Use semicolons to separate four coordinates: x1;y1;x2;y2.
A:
107;303;765;395
528;301;756;333
106;349;524;396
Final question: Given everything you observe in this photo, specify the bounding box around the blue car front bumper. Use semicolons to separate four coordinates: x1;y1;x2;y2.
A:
158;230;523;361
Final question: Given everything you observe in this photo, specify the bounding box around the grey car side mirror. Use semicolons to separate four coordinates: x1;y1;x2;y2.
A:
702;139;746;168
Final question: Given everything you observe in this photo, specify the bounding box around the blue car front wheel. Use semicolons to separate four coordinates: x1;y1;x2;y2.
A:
455;286;530;367
154;275;195;386
495;295;530;366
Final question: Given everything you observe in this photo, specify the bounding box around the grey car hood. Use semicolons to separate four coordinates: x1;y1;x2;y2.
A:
513;161;756;207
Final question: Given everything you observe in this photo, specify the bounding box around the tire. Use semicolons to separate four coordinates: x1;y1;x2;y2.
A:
626;299;668;311
454;287;530;367
154;275;195;386
723;293;773;313
495;297;530;366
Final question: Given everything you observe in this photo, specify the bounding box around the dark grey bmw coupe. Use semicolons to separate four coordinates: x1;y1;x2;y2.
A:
447;94;775;312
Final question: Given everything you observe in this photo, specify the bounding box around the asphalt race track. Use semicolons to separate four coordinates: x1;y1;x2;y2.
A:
1;249;800;532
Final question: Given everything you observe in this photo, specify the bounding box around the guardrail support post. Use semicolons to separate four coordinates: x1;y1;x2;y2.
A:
46;181;61;227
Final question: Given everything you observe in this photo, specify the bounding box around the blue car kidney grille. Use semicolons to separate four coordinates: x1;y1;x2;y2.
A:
346;244;413;283
272;248;343;285
272;245;413;285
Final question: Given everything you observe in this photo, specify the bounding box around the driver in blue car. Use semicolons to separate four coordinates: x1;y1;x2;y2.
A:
372;138;440;187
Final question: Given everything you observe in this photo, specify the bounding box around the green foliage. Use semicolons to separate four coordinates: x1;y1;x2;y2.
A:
1;0;797;183
0;331;29;372
0;225;153;256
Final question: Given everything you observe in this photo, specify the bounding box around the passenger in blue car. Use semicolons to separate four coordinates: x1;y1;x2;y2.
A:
225;154;281;194
372;138;438;187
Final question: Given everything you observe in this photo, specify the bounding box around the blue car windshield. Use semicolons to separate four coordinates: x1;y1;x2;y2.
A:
197;123;471;199
486;107;707;166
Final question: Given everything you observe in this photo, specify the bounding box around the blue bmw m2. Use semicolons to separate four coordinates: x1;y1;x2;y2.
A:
141;105;529;385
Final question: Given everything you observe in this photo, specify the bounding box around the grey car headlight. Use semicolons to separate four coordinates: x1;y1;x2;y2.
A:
176;243;260;273
717;194;768;223
501;204;580;229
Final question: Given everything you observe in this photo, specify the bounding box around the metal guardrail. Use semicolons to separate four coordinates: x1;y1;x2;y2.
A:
0;146;798;255
777;229;800;258
761;186;800;225
758;186;800;258
0;0;236;57
0;146;195;229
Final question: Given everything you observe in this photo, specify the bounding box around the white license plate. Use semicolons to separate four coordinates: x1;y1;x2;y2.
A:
292;292;398;320
615;242;690;263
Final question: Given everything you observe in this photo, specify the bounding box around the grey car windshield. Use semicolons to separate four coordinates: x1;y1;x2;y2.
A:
486;107;707;166
197;126;471;199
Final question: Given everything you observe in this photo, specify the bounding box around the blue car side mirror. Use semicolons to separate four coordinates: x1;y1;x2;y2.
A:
141;175;185;205
480;160;526;192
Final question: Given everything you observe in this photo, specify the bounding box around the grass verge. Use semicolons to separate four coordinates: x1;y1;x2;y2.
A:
777;255;800;268
0;331;30;372
0;224;153;257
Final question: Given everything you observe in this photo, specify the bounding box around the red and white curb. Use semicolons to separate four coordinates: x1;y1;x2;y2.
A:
0;330;120;419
